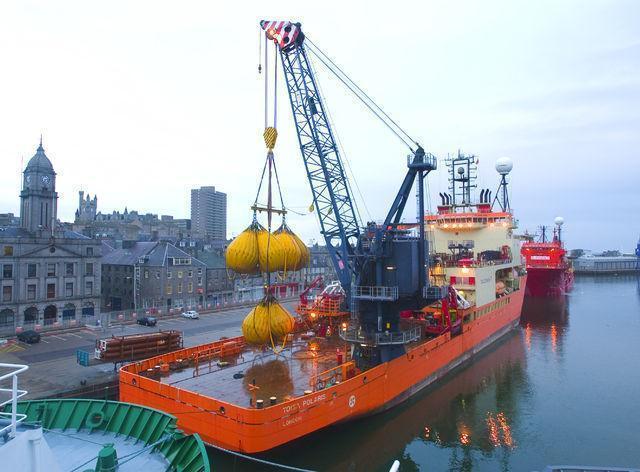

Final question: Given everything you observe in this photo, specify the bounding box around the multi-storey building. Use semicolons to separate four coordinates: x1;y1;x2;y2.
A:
101;241;207;311
191;250;234;306
190;186;226;241
0;141;102;334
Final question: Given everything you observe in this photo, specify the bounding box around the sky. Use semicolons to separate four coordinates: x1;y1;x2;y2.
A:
0;0;638;252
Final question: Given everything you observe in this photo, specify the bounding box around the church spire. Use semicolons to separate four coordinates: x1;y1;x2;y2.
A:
38;134;43;151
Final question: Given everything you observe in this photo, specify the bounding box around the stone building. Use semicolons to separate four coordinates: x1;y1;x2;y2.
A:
191;250;234;306
0;141;102;334
73;191;192;243
101;241;207;311
75;191;97;222
0;213;19;227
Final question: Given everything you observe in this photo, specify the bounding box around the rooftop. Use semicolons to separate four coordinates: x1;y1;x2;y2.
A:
24;139;55;174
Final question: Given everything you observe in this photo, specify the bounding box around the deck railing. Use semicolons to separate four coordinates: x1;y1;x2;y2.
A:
352;286;399;301
0;363;29;440
340;326;421;346
309;361;356;391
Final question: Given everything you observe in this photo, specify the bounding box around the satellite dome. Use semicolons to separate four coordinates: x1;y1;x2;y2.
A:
457;166;465;175
554;216;564;226
495;157;513;175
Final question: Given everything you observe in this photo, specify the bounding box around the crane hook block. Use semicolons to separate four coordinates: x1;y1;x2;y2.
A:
264;127;278;150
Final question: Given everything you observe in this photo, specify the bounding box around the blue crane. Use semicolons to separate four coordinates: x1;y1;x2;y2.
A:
261;21;439;361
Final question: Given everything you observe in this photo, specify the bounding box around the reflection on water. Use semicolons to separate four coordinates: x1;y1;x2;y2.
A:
209;277;640;471
521;295;569;356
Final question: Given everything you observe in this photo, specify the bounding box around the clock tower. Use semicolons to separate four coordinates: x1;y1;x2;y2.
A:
20;138;58;233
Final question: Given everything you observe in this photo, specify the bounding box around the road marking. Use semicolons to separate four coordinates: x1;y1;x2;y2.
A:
0;342;25;353
40;339;50;343
67;333;83;338
50;335;66;341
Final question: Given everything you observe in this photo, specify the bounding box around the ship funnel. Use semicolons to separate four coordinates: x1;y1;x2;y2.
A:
439;192;445;205
480;189;485;203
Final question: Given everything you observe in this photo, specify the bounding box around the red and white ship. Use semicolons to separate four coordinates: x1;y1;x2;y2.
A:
521;217;574;297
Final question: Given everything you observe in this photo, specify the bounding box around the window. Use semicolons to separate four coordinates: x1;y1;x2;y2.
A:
167;271;172;279
65;282;74;297
188;270;193;277
3;246;13;256
197;276;203;286
27;284;36;301
85;263;94;276
2;264;12;279
144;270;149;279
47;283;56;299
86;247;94;256
155;271;160;279
85;281;93;296
177;271;183;279
65;263;74;276
2;286;12;302
188;282;193;293
0;309;14;326
168;257;192;266
28;264;37;277
197;268;203;275
166;285;172;295
47;263;56;277
177;283;183;294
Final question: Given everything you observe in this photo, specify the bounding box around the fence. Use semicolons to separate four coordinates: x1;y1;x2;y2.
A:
0;291;301;338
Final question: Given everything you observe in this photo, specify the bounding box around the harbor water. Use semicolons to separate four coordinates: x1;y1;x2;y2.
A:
209;275;640;471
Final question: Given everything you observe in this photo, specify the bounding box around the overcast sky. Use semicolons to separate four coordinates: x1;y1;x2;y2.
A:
1;0;638;251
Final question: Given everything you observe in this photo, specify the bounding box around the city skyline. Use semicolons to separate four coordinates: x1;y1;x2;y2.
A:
1;1;638;251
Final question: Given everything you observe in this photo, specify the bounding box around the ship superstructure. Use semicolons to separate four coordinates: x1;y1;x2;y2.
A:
427;154;524;310
521;218;574;296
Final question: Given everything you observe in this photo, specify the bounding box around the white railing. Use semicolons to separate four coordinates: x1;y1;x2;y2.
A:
352;286;399;301
340;326;421;345
0;363;29;439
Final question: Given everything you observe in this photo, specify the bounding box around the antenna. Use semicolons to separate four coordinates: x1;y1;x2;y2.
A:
492;157;513;212
446;151;477;209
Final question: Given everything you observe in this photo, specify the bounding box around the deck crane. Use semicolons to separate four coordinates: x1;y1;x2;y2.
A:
261;20;441;365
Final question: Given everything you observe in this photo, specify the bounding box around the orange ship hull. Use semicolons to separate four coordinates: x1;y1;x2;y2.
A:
119;275;526;453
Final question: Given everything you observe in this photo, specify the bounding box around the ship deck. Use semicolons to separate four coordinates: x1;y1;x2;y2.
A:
156;335;346;407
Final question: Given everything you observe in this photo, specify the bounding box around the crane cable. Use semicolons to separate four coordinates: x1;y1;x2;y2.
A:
261;31;292;352
305;38;419;152
306;52;370;224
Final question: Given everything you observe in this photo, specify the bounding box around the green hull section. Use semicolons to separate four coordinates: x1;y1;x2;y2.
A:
3;399;210;472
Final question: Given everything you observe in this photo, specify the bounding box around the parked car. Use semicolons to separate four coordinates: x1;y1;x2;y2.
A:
182;310;199;319
17;330;41;344
137;316;157;327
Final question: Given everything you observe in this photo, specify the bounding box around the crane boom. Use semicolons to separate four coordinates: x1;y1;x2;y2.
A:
261;20;360;295
262;21;438;341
